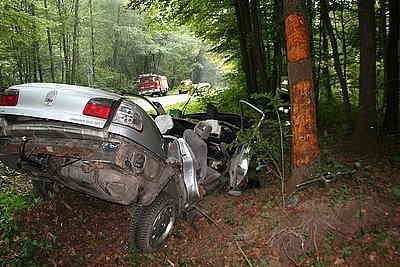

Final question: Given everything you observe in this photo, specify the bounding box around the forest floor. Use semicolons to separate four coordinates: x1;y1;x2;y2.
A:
1;136;400;266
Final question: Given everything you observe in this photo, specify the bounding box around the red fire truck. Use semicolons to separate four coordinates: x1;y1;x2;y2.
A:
137;74;169;96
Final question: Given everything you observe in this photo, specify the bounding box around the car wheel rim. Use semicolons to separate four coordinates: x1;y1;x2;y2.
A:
150;205;175;248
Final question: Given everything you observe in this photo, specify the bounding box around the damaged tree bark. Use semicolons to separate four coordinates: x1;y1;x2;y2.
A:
283;0;320;191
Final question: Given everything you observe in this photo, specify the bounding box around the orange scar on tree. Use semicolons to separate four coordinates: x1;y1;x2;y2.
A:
285;14;311;62
291;80;319;167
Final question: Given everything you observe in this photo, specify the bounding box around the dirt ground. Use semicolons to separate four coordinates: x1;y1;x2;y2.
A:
3;138;400;266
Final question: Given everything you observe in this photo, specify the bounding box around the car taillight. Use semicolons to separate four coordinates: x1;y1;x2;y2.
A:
0;90;19;106
83;98;114;119
113;103;143;132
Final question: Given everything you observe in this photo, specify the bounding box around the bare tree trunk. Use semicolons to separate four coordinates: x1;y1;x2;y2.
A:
322;29;333;101
315;23;322;108
44;0;55;82
355;0;377;148
271;0;282;92
377;0;387;63
283;0;320;190
71;0;80;84
59;37;64;82
89;0;96;81
35;42;43;82
112;5;121;69
234;0;269;94
234;0;256;94
339;0;348;83
58;0;70;84
250;0;269;92
11;39;24;83
383;0;399;132
320;0;352;128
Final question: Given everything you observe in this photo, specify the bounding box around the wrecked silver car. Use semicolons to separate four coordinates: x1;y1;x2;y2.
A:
0;83;264;252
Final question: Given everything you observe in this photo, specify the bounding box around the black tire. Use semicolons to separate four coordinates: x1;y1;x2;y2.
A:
129;193;177;252
32;179;55;200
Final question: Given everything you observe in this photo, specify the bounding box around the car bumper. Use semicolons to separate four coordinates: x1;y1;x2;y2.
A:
0;121;175;206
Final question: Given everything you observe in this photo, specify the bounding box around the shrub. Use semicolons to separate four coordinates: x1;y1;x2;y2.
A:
0;190;52;266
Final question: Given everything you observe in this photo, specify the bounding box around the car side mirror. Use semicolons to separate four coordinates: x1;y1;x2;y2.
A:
155;115;174;134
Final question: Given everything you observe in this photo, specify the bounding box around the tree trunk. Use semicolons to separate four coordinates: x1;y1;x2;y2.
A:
322;29;333;101
377;0;387;63
35;42;43;82
11;38;24;84
271;0;282;92
320;0;352;127
89;0;96;82
59;36;65;82
383;0;399;133
249;0;269;92
283;0;320;190
112;5;121;69
234;0;257;94
58;0;70;84
234;0;269;94
355;0;377;148
339;0;348;84
44;0;55;82
71;0;80;84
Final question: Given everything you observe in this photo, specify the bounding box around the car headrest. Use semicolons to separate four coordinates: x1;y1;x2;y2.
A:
194;121;212;140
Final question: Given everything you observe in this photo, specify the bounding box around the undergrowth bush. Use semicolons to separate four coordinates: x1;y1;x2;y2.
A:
317;98;358;133
0;189;52;266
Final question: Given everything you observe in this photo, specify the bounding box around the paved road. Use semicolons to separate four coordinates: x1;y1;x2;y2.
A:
130;94;190;111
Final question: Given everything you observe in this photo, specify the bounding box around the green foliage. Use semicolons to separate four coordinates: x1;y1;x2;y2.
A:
317;98;358;131
342;246;353;258
0;189;52;266
0;190;30;219
0;0;222;93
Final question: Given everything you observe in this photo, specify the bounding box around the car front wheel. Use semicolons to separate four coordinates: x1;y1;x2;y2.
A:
129;193;177;252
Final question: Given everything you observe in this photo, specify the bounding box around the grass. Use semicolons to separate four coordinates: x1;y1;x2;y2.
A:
166;97;204;115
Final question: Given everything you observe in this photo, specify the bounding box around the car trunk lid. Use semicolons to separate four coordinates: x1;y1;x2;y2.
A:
0;83;121;129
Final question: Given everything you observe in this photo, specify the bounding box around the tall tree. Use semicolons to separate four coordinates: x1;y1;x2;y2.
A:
320;0;352;128
234;0;269;94
383;0;399;132
271;0;283;92
321;29;333;101
355;0;377;147
44;0;55;82
89;0;95;82
71;0;80;84
57;0;70;83
283;0;320;189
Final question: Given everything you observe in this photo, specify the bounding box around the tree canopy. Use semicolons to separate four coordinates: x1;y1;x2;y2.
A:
0;0;222;92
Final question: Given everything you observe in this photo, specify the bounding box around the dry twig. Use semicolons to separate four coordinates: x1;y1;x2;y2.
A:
235;240;253;267
193;205;253;267
283;240;300;267
166;258;175;267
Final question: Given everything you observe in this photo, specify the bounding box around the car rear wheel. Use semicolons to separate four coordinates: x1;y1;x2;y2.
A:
129;193;177;252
